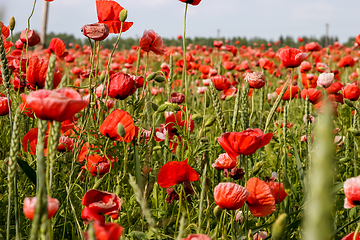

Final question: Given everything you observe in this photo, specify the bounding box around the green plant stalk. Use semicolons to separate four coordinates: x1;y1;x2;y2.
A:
232;83;242;132
209;82;227;133
304;102;334;240
175;184;184;233
181;3;188;95
353;102;359;176
29;120;49;240
168;54;174;99
7;107;21;240
240;79;249;131
197;164;207;233
25;0;37;72
133;138;143;190
264;80;289;133
48;121;61;196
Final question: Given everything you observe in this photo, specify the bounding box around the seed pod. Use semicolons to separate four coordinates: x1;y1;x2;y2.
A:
146;72;157;82
119;9;128;22
157;104;168;113
151;102;159;111
213;205;223;220
205;117;216;127
99;72;105;84
154;75;166;83
191;114;202;121
272;213;287;240
9;17;15;31
153;146;162;152
117;123;125;138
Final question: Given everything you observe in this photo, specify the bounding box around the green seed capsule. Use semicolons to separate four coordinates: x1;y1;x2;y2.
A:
213;205;222;220
9;17;15;31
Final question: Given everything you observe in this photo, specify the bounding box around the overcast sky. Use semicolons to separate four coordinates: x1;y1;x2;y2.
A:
1;0;359;43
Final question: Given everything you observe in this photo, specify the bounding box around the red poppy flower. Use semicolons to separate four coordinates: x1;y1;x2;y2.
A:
168;92;185;104
0;96;10;116
26;57;63;90
82;23;109;41
343;83;360;101
341;232;360;240
23;127;47;155
96;0;133;33
259;58;272;71
301;89;323;105
182;234;211;240
108;72;137;100
248;72;265;89
338;56;355;68
26;88;88;122
356;35;360;46
48;38;66;57
212;153;238;170
20;29;41;47
224;61;236;71
305;42;322;52
81;207;105;225
100;109;135;142
178;0;202;6
157;159;199;188
217;129;273;160
82;189;123;220
246;177;276;217
276;85;300;101
236;60;250;71
344;176;360;209
266;180;287;204
211;75;232;90
20;94;35;118
164;110;194;138
279;48;308;68
138;29;165;55
214;182;250;210
199;65;212;75
0;22;9;38
300;61;312;73
23;196;59;220
85;154;115;177
90;222;124;240
220;86;237;100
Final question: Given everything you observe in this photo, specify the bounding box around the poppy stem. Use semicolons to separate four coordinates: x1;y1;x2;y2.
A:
175;184;184;233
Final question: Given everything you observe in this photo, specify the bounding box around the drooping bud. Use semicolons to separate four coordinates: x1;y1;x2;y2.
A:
154;75;166;83
117;123;125;138
146;72;157;82
119;9;128;22
157;104;168;113
213;205;222;220
9;17;15;31
204;117;216;127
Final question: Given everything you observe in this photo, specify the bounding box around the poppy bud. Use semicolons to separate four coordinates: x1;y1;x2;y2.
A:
117;123;126;138
119;9;128;22
344;99;354;108
82;23;109;42
99;72;105;83
191;114;202;121
154;75;166;83
157;104;168;113
153;146;162;152
272;213;287;240
146;72;157;82
165;102;181;111
200;137;209;143
213;205;222;220
9;17;15;31
206;93;211;107
340;157;351;163
204;116;216;127
151;102;159;111
20;29;41;47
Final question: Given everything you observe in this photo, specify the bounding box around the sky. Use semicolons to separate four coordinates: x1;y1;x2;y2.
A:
1;0;359;43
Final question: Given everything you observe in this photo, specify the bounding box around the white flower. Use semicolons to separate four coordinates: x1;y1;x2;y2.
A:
317;72;334;88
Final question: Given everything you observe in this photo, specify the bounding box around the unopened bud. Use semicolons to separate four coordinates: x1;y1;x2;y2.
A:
213;205;223;220
153;146;162;152
119;9;128;22
9;17;15;31
191;114;202;121
151;102;159;111
340;157;351;163
157;104;168;113
326;47;330;55
272;213;287;240
146;72;157;82
252;161;263;175
154;75;166;83
204;117;216;127
344;99;354;108
99;72;105;83
117;123;125;137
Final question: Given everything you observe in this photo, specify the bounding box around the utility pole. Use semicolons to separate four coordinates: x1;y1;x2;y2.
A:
325;23;329;46
41;1;49;48
217;29;220;40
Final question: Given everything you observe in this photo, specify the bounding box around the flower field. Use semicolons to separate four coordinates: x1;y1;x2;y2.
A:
1;0;360;239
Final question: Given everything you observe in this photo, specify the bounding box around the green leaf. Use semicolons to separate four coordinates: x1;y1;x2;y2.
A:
17;159;36;186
